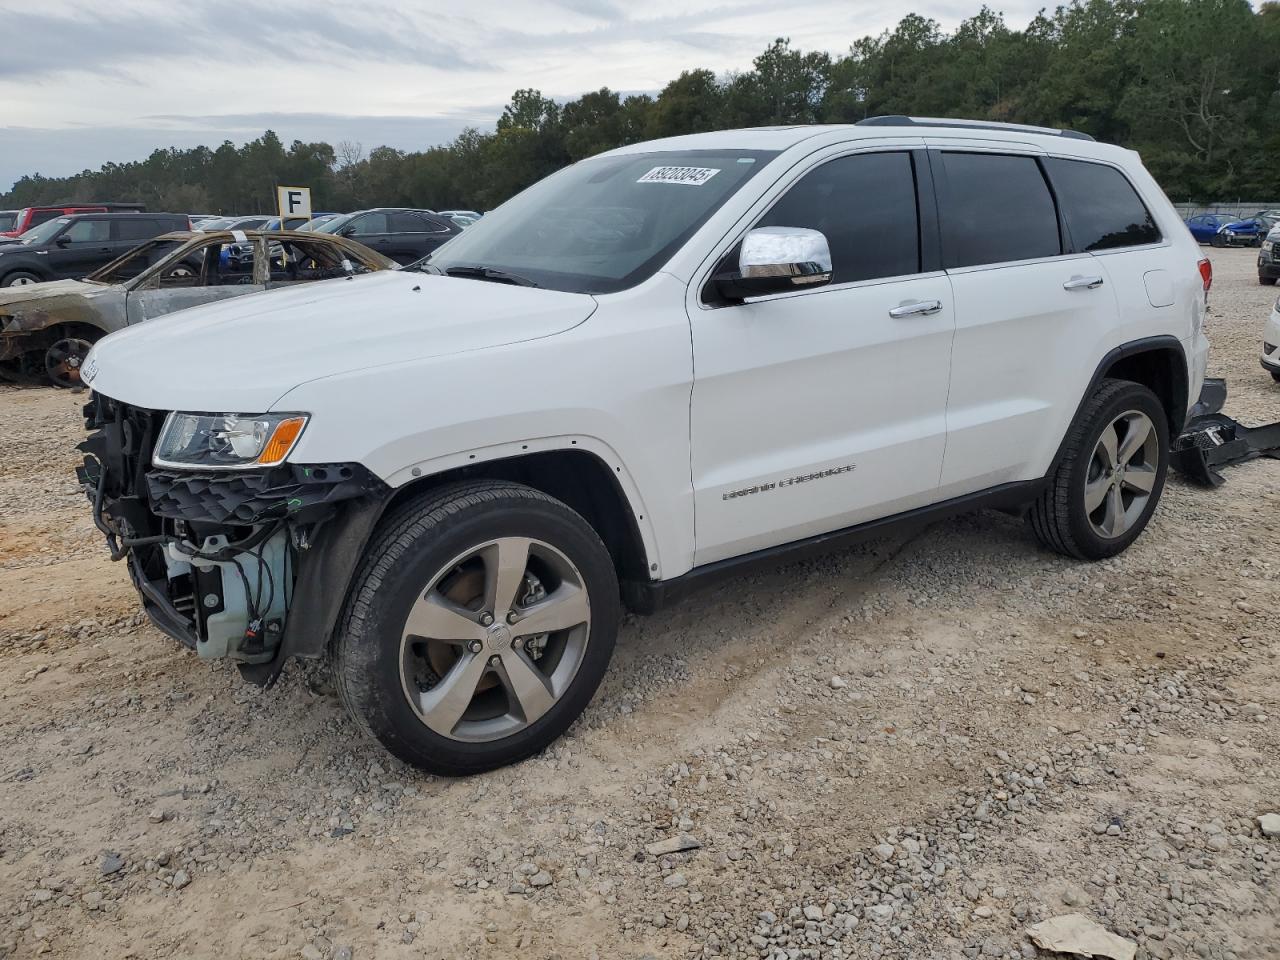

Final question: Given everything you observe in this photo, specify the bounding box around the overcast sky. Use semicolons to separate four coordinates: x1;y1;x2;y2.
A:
0;0;1046;195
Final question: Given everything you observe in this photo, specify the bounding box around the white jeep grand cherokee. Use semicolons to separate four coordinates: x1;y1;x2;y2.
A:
78;117;1212;775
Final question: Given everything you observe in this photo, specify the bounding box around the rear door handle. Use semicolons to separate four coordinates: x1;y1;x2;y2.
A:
889;299;943;318
1063;275;1104;290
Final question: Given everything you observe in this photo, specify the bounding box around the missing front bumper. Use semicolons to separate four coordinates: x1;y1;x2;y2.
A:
1172;378;1280;486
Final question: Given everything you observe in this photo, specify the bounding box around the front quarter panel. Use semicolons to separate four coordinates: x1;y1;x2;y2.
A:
273;272;697;579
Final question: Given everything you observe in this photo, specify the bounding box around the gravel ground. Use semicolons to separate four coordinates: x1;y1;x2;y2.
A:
0;247;1277;960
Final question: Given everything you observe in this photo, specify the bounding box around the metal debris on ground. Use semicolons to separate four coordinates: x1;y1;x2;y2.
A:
1172;379;1280;486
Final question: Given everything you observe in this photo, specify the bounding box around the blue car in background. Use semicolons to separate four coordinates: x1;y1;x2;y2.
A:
1186;210;1280;246
1185;213;1240;244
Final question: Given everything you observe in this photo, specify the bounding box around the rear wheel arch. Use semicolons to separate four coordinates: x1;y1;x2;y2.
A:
1052;338;1187;475
1100;341;1188;435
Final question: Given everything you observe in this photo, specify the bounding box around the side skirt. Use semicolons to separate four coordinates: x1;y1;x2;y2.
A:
622;478;1046;614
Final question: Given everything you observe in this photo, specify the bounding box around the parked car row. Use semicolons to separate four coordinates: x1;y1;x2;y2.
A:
0;213;192;287
1185;209;1280;247
0;199;481;384
0;202;147;240
0;229;395;386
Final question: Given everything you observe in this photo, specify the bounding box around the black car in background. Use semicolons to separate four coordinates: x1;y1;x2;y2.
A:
0;212;190;286
317;208;461;264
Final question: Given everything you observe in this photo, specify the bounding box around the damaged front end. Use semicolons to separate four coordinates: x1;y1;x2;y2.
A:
77;393;389;682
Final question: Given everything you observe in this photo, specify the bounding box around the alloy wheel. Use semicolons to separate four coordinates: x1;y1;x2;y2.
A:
44;337;93;388
398;537;591;743
1084;410;1159;539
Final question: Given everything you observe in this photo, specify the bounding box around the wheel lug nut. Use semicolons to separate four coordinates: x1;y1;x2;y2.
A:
479;612;494;627
507;611;519;624
467;640;482;654
488;655;500;666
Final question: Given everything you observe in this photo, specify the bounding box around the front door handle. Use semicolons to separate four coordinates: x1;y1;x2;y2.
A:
889;299;943;318
1063;275;1104;290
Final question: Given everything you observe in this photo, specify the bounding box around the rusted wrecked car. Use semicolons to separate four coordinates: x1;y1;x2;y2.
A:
0;230;395;387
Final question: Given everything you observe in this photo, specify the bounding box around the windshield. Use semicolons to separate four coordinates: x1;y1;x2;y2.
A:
298;215;336;231
315;212;357;234
0;212;15;232
197;217;230;230
18;218;70;245
424;150;778;293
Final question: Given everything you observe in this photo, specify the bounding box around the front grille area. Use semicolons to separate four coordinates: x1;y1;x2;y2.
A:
148;463;379;525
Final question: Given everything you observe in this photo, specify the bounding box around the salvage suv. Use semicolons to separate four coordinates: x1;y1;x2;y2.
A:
78;117;1212;775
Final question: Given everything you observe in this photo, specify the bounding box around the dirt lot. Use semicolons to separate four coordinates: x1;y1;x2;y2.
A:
1;247;1278;960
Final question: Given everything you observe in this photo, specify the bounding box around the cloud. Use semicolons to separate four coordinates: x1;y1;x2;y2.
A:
0;2;482;83
0;0;1052;192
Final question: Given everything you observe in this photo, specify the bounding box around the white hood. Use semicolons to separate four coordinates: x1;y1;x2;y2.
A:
84;271;597;411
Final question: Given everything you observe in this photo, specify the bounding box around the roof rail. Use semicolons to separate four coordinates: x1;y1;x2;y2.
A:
856;115;1096;142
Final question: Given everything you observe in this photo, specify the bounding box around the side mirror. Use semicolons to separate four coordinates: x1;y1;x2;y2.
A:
338;225;356;238
55;237;72;248
715;226;832;301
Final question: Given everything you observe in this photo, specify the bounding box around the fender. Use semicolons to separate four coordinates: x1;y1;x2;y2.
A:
243;435;663;686
1047;334;1188;476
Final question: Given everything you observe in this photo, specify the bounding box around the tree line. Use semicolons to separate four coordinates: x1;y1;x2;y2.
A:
5;0;1280;214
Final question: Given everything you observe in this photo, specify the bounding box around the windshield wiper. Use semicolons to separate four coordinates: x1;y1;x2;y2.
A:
444;265;540;288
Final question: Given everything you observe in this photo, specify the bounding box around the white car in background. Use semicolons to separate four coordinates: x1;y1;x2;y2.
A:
1262;298;1280;381
78;117;1211;776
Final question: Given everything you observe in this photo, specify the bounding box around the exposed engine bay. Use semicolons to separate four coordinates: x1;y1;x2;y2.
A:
76;393;387;675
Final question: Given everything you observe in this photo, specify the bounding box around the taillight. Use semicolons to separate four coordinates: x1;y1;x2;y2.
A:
1198;258;1212;292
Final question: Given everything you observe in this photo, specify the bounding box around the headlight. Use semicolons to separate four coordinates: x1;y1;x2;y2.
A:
153;412;308;470
1264;241;1274;251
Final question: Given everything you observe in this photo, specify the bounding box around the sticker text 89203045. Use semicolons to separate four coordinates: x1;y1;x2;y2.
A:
637;166;721;186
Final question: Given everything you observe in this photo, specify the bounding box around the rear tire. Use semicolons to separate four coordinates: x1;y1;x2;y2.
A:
332;481;620;776
1;270;43;287
1260;276;1276;286
1028;378;1169;560
1270;370;1280;383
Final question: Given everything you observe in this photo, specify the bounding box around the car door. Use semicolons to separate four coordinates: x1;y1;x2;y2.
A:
689;148;956;565
45;218;113;278
931;147;1123;496
341;212;393;257
125;239;266;323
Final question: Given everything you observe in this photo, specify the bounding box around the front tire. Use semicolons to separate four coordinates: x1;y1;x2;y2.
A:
1260;275;1276;286
1029;378;1169;560
1;270;43;287
333;481;620;776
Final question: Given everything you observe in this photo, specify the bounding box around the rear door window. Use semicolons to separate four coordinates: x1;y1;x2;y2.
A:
389;212;429;232
1044;158;1161;251
937;152;1061;268
756;151;921;285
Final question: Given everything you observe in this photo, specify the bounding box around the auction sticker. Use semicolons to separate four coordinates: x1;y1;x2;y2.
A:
637;166;720;186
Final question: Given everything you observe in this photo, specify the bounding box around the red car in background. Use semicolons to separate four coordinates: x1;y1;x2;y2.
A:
0;202;147;239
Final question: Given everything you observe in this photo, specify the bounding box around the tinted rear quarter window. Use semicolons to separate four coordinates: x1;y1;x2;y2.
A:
758;151;920;284
1045;158;1161;251
938;152;1061;268
388;212;426;232
113;218;162;241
